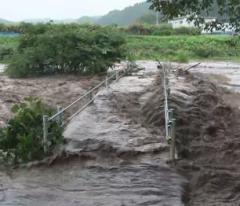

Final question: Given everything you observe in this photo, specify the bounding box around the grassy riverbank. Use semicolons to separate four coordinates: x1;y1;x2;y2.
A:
1;34;240;64
127;35;240;62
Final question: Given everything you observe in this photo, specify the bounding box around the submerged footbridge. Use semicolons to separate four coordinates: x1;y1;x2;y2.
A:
1;61;186;206
45;61;177;155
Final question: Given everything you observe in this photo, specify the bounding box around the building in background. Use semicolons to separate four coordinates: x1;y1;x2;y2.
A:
169;17;216;29
168;17;235;34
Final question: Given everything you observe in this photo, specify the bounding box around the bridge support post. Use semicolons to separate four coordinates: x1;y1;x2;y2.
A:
115;71;119;81
105;77;109;88
42;115;49;154
170;119;176;161
89;91;93;103
57;106;64;126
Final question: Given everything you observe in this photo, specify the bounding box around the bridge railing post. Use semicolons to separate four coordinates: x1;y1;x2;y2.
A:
115;71;119;81
170;118;176;161
105;76;109;88
42;115;49;154
57;106;64;126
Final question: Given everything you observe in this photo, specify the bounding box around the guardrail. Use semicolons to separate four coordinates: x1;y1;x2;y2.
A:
42;62;135;153
158;61;176;161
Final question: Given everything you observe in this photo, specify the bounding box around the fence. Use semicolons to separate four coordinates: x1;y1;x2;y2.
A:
42;62;135;153
158;62;176;161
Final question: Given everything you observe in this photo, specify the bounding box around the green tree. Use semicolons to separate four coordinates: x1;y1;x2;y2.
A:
6;24;126;77
148;0;240;31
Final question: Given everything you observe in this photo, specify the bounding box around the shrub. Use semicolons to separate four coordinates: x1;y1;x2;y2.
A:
0;47;14;61
174;27;201;35
6;24;127;78
151;24;174;36
0;97;63;164
126;24;201;36
228;36;240;45
127;24;151;35
174;52;189;63
193;46;221;58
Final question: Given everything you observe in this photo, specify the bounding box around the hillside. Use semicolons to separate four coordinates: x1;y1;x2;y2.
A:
97;2;155;26
81;0;228;26
78;16;100;24
0;18;11;24
0;0;228;26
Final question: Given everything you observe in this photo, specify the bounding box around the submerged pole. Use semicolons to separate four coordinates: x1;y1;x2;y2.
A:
42;115;49;154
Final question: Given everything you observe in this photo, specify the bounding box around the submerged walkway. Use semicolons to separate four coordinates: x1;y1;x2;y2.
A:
64;61;166;153
0;61;185;206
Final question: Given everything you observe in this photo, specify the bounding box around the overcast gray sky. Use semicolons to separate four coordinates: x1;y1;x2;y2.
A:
0;0;144;21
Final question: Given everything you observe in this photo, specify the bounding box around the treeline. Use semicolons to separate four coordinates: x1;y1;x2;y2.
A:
125;24;201;36
0;23;22;33
6;23;127;77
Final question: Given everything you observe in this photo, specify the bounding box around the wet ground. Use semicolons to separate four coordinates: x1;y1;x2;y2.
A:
1;61;240;206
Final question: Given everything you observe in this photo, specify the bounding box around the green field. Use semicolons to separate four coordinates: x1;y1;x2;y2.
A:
1;34;240;63
127;35;240;62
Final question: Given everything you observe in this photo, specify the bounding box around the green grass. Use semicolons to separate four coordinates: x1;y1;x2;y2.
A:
1;34;240;64
127;35;240;62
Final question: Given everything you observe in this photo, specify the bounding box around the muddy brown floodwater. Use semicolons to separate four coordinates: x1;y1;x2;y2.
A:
1;61;240;206
0;61;186;206
0;73;104;127
141;61;240;206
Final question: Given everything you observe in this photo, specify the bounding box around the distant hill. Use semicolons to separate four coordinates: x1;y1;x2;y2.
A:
92;0;228;26
0;0;228;27
78;16;100;24
0;18;12;24
96;2;155;26
20;2;155;26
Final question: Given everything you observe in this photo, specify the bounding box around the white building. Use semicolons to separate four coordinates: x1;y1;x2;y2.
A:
168;17;235;34
168;17;216;29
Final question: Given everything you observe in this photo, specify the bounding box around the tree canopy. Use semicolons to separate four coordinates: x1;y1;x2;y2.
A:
6;24;127;78
148;0;240;31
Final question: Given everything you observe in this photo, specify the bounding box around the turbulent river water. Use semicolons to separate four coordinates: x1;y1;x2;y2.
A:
1;61;239;206
0;61;186;206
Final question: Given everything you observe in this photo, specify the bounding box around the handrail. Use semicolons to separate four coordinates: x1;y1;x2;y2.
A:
163;64;169;139
48;70;119;122
159;61;176;161
42;61;141;154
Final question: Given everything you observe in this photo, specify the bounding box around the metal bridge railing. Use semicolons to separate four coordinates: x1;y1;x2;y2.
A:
158;62;176;161
42;62;134;153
